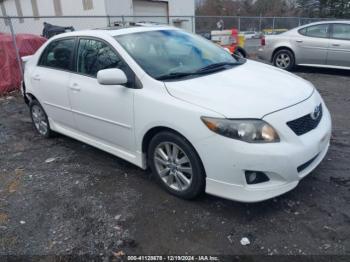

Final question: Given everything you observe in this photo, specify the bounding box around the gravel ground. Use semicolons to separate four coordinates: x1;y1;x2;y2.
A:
0;66;349;260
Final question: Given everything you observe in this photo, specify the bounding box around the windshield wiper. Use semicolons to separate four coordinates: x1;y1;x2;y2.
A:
196;62;242;73
156;62;245;81
156;72;201;81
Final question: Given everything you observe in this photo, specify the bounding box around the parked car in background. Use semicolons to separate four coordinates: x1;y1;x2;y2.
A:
258;21;350;70
22;26;331;203
242;31;260;39
263;29;288;36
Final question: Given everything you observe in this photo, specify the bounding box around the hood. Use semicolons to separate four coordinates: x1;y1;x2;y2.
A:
164;60;314;118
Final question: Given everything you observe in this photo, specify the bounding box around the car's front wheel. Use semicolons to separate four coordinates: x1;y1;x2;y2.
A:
148;131;205;200
30;100;53;138
273;49;295;71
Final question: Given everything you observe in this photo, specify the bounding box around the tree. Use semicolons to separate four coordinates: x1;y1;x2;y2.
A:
195;0;350;18
197;0;299;17
296;0;350;17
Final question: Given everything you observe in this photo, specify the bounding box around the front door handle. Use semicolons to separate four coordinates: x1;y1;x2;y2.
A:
296;40;303;43
70;83;81;92
332;44;340;47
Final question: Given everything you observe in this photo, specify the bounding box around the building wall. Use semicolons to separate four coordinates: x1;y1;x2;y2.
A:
0;0;107;16
0;0;195;34
168;0;195;32
105;0;133;16
168;0;195;16
0;0;108;34
105;0;195;32
105;0;195;16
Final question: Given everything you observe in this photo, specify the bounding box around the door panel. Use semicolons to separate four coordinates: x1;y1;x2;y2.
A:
69;38;135;152
327;24;350;67
69;75;135;152
294;24;330;65
33;38;76;129
32;68;75;128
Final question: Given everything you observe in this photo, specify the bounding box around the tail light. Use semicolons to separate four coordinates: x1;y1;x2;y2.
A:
261;36;266;46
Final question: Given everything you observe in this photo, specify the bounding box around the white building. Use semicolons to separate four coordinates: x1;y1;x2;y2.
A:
0;0;195;35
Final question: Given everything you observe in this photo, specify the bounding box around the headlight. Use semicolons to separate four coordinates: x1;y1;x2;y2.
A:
201;117;280;143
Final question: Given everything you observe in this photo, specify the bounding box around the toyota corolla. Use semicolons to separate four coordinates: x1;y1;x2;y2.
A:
22;26;332;202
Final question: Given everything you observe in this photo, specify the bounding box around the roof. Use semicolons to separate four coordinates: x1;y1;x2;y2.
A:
50;25;179;40
297;20;350;29
107;25;178;36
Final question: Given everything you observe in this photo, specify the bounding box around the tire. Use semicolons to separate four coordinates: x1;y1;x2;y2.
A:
273;49;295;71
29;100;53;138
148;131;205;200
233;47;247;59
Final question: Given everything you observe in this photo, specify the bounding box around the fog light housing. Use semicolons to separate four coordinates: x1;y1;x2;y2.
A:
245;171;270;185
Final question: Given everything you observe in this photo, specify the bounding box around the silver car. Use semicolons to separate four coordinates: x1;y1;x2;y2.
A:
258;21;350;70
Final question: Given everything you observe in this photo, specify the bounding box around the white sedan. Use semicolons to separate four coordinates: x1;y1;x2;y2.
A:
22;26;332;202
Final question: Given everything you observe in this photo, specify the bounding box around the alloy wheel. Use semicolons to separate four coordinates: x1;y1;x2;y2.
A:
31;105;48;136
153;142;193;192
275;53;291;69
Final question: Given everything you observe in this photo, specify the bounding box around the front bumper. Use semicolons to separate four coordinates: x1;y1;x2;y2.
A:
195;92;332;203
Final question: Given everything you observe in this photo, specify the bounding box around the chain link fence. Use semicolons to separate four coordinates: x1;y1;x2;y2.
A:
195;16;334;33
0;14;334;36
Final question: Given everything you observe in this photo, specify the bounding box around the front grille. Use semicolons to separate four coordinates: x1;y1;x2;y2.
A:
287;104;323;136
297;154;319;173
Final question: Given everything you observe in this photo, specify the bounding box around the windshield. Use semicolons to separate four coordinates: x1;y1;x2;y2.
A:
115;30;241;80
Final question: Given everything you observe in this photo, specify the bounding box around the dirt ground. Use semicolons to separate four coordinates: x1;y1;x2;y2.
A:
0;66;349;260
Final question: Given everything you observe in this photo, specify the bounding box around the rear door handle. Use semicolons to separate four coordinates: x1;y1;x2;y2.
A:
296;40;303;43
32;75;41;81
332;44;340;47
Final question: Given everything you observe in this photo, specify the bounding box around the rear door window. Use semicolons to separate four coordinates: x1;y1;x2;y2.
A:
39;38;75;71
299;24;330;38
331;24;350;40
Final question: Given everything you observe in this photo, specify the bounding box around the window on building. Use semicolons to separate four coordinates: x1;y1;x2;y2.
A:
53;0;63;16
82;0;93;10
31;0;40;20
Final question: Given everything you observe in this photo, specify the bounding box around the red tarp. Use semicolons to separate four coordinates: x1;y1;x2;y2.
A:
0;34;46;95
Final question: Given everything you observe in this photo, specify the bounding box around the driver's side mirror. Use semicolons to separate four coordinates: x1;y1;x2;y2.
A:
97;68;128;86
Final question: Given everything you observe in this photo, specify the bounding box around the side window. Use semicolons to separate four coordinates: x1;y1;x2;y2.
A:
77;39;123;77
331;24;350;40
39;38;75;70
299;24;329;38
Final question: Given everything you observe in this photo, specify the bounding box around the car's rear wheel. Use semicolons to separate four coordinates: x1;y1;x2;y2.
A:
273;49;295;71
30;100;53;138
148;131;205;200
